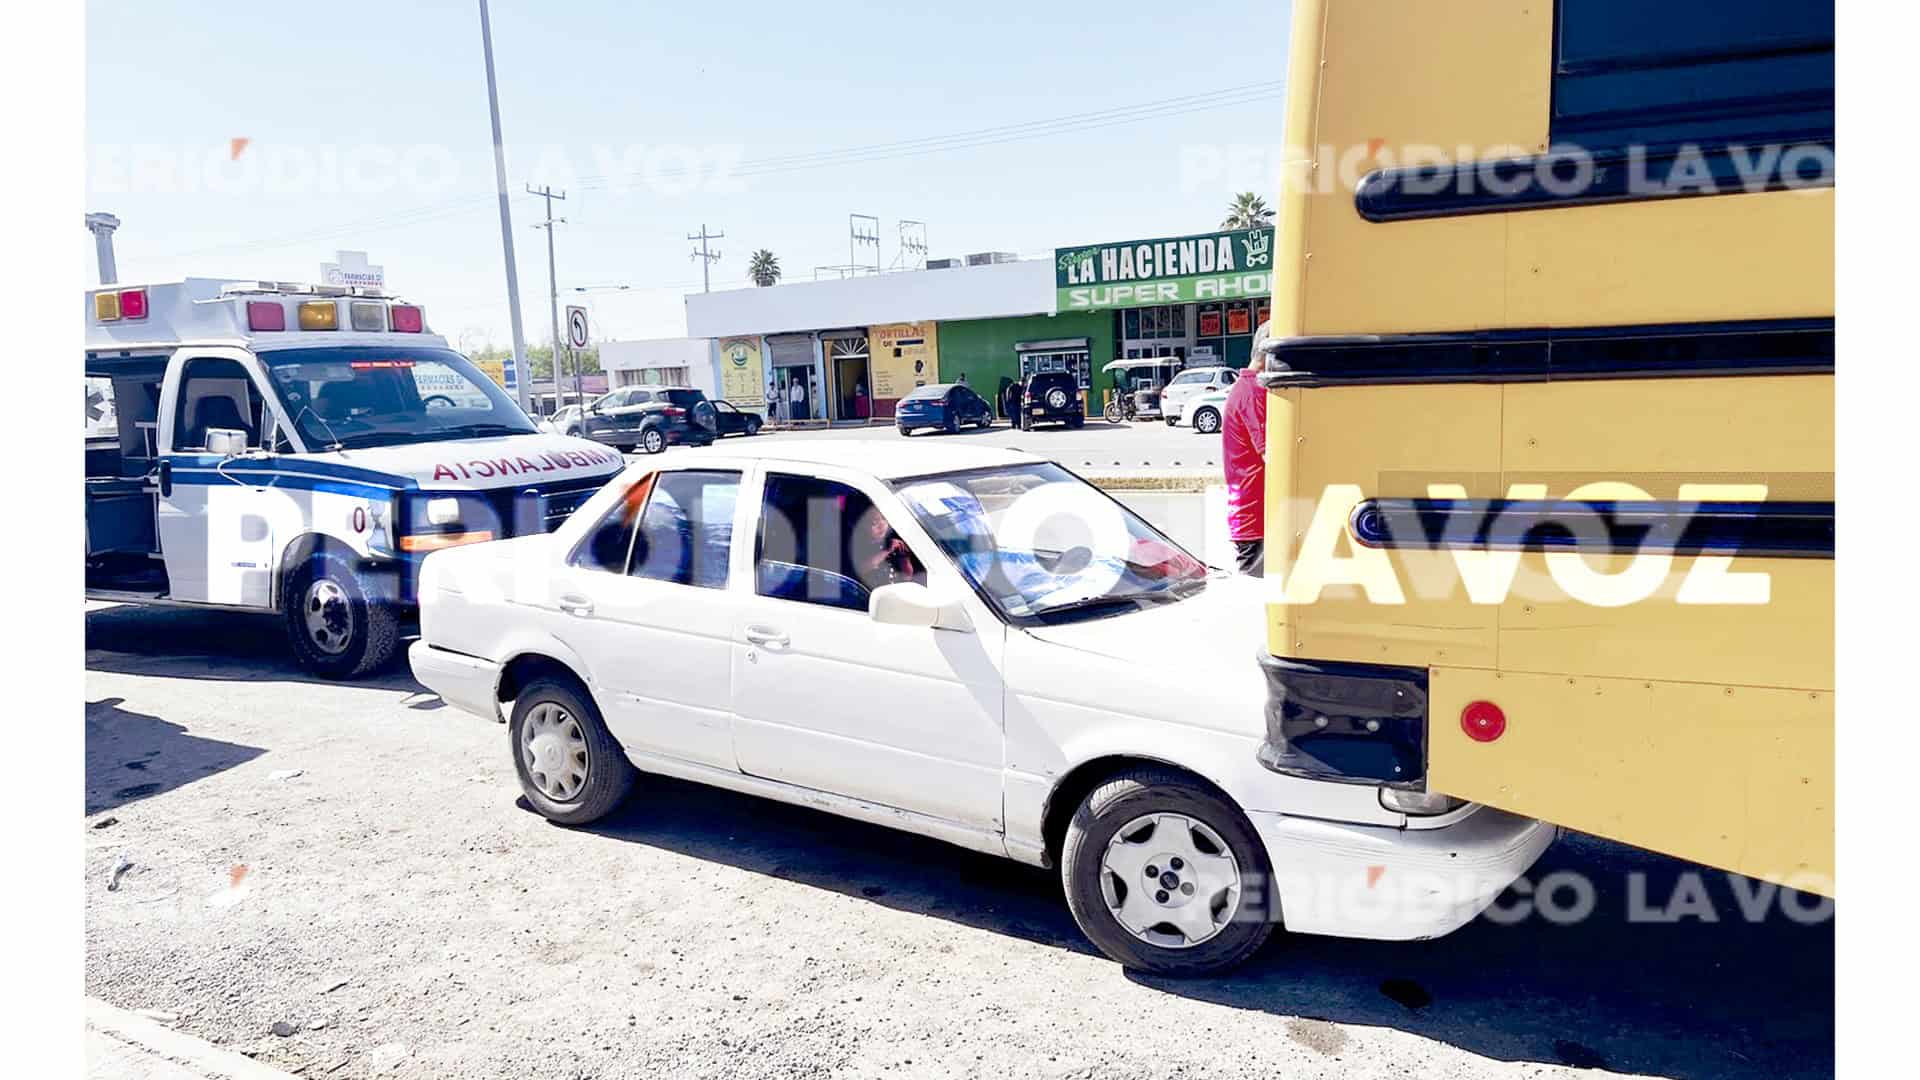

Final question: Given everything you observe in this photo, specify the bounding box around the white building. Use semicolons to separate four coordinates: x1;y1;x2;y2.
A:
598;337;721;398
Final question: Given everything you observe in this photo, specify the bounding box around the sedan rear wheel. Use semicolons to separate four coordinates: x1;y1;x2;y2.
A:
1193;407;1222;435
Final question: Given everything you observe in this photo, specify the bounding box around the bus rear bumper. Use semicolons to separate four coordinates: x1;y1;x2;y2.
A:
1248;806;1557;941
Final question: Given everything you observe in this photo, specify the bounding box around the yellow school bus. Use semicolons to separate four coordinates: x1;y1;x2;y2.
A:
1256;0;1833;893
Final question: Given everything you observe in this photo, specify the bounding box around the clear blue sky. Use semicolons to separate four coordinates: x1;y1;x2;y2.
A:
87;1;1291;347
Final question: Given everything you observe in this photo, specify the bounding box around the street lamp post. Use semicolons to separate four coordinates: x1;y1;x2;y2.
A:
476;0;533;412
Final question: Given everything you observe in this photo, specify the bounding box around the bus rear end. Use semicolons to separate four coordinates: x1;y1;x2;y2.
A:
1257;0;1833;893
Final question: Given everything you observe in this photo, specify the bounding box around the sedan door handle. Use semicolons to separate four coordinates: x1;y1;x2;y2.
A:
743;624;789;647
557;594;595;617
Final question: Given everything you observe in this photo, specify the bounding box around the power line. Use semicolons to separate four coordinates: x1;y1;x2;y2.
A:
156;80;1284;259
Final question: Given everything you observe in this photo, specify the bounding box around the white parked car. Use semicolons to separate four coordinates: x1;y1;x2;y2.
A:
410;442;1553;974
1172;387;1232;434
1159;365;1240;427
539;404;584;437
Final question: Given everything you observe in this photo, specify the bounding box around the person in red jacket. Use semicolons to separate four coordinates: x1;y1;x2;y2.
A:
1220;345;1268;576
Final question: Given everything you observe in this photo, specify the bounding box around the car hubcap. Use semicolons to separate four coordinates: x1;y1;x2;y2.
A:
644;430;664;452
1199;412;1219;433
303;578;353;655
522;702;589;802
1099;813;1241;949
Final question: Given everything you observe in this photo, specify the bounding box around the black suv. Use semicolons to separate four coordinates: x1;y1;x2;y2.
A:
1018;371;1085;430
580;386;718;454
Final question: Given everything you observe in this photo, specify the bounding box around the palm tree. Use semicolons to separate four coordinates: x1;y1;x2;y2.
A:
747;249;782;287
1220;192;1275;230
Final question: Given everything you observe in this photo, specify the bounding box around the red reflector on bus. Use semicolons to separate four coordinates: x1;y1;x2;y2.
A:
389;304;424;332
118;288;149;319
247;301;286;331
1461;701;1506;743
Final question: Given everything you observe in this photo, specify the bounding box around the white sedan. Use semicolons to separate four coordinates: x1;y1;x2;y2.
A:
409;442;1552;974
1167;387;1230;433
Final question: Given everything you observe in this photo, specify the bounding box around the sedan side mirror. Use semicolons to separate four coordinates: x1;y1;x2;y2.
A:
869;581;973;632
206;427;250;458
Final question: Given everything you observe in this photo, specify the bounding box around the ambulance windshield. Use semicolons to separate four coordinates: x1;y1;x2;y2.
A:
262;346;536;450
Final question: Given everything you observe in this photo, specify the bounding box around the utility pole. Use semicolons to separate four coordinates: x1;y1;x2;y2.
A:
529;184;580;409
477;0;533;412
688;225;724;292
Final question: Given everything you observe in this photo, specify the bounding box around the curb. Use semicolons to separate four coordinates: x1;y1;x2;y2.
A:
86;998;300;1080
1082;474;1218;494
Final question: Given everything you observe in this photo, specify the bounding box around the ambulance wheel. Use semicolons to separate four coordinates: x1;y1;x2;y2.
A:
282;550;400;680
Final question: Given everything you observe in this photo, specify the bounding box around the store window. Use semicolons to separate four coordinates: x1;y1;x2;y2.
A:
1018;348;1092;390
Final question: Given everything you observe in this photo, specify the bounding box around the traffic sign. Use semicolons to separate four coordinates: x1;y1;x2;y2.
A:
565;305;590;349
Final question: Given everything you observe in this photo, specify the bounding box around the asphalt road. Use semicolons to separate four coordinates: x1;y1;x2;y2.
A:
84;589;1834;1079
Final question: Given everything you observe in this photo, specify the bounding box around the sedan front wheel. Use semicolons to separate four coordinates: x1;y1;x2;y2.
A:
509;677;635;826
1061;767;1277;975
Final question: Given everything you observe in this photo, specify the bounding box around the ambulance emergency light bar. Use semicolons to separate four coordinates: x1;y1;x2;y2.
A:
244;297;424;333
91;279;424;335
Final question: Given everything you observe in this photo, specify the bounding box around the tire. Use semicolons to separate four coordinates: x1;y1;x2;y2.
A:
281;549;400;680
1165;415;1178;426
944;414;959;435
1193;407;1222;435
897;424;911;436
745;418;762;436
1019;414;1033;432
1104;399;1122;424
1060;767;1277;976
508;676;635;826
639;425;668;454
1068;413;1085;429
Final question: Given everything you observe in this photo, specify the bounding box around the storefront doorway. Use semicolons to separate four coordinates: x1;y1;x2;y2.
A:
823;332;871;421
767;333;822;422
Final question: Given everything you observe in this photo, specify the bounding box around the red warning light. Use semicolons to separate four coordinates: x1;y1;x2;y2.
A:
1461;700;1507;743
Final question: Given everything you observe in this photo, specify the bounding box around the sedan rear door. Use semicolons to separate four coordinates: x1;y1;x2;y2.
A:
547;465;747;770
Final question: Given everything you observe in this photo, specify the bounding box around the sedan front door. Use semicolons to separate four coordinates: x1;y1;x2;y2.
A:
729;468;1007;832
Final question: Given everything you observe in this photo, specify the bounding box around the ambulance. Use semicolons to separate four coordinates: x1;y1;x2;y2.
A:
84;279;626;678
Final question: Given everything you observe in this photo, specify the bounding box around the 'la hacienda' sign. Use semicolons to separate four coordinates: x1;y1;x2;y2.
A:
1055;226;1273;312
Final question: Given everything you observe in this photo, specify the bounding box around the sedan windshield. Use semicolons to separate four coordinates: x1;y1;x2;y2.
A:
893;463;1208;624
262;346;536;450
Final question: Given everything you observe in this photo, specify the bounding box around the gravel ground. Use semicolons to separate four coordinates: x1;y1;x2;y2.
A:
84;603;1834;1080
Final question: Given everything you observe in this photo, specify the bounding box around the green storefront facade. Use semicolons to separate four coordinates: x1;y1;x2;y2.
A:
935;311;1116;417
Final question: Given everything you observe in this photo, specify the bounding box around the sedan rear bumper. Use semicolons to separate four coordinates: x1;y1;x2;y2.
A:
409;641;502;722
1247;806;1556;941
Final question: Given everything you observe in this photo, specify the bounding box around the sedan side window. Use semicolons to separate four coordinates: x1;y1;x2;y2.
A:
630;470;739;589
755;473;927;611
571;473;653;573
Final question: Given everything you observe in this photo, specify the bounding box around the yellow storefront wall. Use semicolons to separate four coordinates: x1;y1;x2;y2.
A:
869;322;940;414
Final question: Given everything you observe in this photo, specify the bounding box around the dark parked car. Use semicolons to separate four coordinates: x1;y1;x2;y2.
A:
1019;371;1085;430
895;383;993;435
580;386;717;454
711;399;764;437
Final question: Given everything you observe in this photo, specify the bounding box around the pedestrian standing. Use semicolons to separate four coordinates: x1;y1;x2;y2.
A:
789;376;807;421
766;380;780;423
1221;348;1269;576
